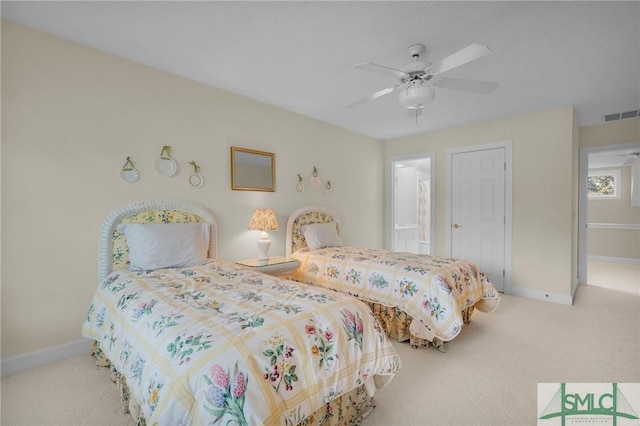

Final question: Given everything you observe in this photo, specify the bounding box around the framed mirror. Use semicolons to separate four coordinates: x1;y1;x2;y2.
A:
230;147;275;192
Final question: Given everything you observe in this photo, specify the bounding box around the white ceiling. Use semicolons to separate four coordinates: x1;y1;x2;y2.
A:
2;1;639;141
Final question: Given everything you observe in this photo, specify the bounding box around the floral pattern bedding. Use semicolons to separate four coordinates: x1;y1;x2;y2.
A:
82;260;400;426
291;247;500;342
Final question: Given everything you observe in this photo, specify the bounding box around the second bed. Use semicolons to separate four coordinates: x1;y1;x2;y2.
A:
286;205;500;351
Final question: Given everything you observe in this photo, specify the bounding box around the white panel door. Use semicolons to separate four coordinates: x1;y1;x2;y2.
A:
451;148;506;291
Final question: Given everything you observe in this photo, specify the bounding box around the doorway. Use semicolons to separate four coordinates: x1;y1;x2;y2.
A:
446;142;512;293
578;142;640;293
389;153;434;255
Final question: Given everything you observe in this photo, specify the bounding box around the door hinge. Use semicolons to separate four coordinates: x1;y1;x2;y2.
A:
503;270;505;277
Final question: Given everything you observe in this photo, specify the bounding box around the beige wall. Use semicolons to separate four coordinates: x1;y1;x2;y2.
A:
385;106;577;300
589;166;640;223
580;119;640;149
1;21;384;359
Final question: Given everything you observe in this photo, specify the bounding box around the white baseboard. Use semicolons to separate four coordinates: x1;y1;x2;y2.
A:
510;287;574;306
1;339;92;377
588;255;640;265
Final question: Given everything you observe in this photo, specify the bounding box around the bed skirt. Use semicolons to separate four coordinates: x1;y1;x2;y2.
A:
365;302;475;352
90;341;377;425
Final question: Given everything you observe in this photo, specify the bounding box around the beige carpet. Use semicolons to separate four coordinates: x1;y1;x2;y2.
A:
1;353;135;426
2;285;639;426
588;260;640;295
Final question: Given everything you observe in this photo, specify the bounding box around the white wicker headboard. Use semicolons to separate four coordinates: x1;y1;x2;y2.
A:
97;200;219;283
285;205;341;257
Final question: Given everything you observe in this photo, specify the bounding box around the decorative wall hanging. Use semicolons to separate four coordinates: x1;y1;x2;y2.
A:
310;166;322;188
296;174;305;193
154;145;177;177
188;161;204;188
120;157;139;183
325;181;333;196
296;167;333;194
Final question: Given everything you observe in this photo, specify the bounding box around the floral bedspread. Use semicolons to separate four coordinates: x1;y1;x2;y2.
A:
292;247;500;342
82;260;400;425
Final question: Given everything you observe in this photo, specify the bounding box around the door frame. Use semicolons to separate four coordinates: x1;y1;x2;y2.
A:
446;140;513;294
387;152;435;252
578;141;640;288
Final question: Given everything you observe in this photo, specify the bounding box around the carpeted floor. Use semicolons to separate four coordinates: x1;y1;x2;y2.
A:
0;353;135;426
1;284;639;426
588;260;640;295
367;285;640;425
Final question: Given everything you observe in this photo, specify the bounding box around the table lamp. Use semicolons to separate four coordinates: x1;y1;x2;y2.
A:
248;208;280;261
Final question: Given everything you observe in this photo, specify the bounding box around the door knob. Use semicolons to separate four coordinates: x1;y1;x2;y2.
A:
452;223;462;229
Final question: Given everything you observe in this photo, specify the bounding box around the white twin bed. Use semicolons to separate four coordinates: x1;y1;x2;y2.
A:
82;200;400;425
286;205;500;351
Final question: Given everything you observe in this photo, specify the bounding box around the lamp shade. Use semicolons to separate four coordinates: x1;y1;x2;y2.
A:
248;209;280;231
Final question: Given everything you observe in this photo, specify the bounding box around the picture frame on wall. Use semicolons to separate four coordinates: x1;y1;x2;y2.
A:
230;146;275;192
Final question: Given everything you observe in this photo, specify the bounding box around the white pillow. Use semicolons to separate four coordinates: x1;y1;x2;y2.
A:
118;223;210;271
301;222;342;250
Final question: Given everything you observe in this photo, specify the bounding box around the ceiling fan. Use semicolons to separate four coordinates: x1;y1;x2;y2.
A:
346;43;499;117
617;152;640;165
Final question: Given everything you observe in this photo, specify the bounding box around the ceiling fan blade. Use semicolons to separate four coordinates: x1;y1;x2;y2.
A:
354;62;408;81
427;44;492;75
623;154;639;165
431;77;499;94
345;84;405;109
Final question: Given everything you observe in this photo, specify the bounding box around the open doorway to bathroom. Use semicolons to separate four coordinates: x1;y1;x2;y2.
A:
389;153;434;255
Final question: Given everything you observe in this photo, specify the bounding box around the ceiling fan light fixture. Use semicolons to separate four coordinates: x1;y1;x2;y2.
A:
398;81;435;109
347;42;498;112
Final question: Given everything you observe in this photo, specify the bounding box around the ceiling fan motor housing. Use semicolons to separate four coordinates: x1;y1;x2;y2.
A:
407;44;426;59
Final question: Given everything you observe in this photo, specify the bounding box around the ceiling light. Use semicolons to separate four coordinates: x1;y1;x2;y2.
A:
398;80;435;110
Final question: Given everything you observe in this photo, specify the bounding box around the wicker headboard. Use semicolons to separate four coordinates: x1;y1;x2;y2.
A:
97;200;219;283
285;205;341;257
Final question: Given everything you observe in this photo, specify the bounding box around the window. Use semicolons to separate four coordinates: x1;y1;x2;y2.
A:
587;169;620;199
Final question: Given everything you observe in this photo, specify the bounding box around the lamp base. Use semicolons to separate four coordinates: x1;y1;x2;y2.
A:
256;231;271;261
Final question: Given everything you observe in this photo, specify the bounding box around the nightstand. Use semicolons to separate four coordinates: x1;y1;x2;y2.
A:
235;256;301;279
